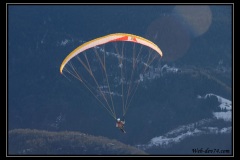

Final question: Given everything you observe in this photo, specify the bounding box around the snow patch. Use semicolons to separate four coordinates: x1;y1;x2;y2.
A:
136;93;232;150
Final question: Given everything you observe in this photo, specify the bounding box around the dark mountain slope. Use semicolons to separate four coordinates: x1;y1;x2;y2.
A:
8;129;147;155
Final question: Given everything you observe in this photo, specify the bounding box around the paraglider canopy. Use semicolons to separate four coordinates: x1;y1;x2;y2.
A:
60;33;163;120
60;33;162;74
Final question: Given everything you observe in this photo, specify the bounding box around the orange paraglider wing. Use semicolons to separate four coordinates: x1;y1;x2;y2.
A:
60;33;163;73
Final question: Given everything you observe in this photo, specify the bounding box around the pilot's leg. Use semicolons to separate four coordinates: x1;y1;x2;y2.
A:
120;128;126;133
